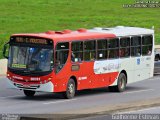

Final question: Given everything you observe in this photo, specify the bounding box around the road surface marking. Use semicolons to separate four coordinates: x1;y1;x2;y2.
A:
43;99;77;105
124;89;154;94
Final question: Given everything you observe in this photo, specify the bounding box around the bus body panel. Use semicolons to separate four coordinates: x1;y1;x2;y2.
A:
5;27;155;94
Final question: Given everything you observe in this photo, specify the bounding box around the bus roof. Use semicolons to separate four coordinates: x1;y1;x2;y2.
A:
89;26;154;37
12;31;116;42
12;26;154;42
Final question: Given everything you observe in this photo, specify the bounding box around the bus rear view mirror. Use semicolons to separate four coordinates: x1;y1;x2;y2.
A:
3;42;9;59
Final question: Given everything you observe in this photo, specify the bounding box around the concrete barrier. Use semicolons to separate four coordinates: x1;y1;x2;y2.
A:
0;59;7;76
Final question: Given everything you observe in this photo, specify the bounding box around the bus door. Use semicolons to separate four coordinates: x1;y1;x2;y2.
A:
131;36;143;82
131;35;153;82
140;35;153;79
55;42;70;82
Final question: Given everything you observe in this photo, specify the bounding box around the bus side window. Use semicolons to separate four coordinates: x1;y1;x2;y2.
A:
84;40;96;61
142;35;153;56
108;38;119;59
97;39;107;60
71;41;83;62
120;37;130;58
131;36;141;57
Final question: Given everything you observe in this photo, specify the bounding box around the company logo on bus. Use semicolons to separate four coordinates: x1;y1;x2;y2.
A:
94;59;121;74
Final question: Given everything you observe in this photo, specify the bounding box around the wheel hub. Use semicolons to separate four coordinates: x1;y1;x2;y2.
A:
120;78;125;89
68;84;74;94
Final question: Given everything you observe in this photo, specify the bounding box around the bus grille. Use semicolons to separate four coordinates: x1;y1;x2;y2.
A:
14;83;40;89
14;79;40;84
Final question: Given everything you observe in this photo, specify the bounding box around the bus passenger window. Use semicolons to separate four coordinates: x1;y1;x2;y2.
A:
108;49;119;59
71;41;83;62
119;48;130;57
84;40;96;61
142;35;153;56
97;39;107;60
131;36;141;57
131;47;141;56
120;37;130;58
108;38;119;59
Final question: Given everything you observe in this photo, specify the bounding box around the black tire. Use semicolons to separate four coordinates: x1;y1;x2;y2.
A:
23;90;35;97
109;73;127;92
63;79;76;99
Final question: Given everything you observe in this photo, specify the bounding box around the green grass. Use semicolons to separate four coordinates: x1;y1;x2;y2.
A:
0;0;160;58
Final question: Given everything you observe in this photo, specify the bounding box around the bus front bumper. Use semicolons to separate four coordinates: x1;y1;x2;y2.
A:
6;78;54;92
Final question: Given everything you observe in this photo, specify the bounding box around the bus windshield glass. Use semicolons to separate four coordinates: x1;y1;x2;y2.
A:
8;37;54;75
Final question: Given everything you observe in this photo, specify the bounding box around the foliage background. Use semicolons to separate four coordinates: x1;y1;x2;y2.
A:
0;0;160;58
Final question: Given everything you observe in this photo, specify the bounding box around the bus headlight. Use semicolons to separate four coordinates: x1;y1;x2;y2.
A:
48;77;52;81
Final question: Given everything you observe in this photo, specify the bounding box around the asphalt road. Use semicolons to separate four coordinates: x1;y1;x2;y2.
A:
0;75;160;115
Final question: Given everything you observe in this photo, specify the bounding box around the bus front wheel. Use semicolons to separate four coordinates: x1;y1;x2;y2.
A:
23;90;35;97
63;79;76;99
109;73;127;92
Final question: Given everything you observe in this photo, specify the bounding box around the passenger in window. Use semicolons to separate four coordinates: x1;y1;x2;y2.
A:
90;52;95;61
147;49;152;55
77;54;82;62
90;57;94;61
71;52;75;62
71;52;82;62
55;60;60;66
136;53;141;56
119;49;125;57
119;50;122;57
136;48;141;56
55;59;62;73
127;50;130;57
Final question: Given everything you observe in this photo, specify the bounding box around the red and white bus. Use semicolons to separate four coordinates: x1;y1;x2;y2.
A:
3;26;154;99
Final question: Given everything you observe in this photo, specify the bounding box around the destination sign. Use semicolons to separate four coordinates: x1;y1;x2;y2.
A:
15;37;48;44
10;37;53;45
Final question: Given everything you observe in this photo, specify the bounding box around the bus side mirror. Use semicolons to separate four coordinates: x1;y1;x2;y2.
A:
3;42;9;59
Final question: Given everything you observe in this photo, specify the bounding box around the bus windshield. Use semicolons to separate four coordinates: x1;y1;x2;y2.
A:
8;45;54;73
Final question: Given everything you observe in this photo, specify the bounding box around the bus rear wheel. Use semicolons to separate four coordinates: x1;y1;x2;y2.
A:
23;90;35;97
117;73;127;92
63;79;76;99
109;73;127;92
